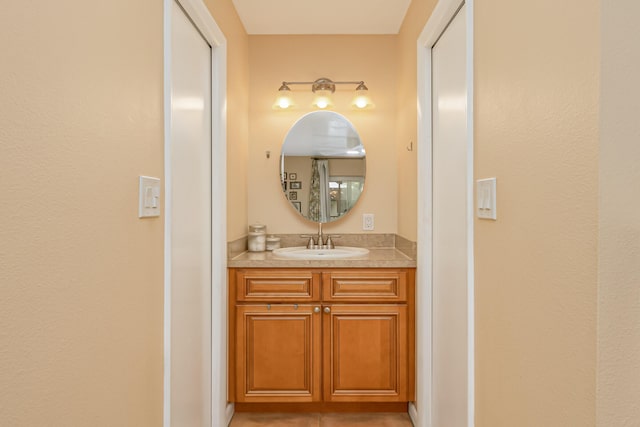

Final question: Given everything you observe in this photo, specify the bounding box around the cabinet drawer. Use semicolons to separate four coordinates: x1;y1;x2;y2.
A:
322;270;407;302
236;270;321;302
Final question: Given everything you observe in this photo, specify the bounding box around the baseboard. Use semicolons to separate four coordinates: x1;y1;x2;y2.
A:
225;403;234;426
234;402;408;413
408;402;418;426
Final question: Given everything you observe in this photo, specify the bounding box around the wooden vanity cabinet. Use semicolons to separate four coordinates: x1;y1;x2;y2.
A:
229;268;415;405
231;270;322;402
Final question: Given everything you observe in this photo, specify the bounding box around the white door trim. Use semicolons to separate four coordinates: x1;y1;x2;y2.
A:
163;0;228;425
415;1;474;426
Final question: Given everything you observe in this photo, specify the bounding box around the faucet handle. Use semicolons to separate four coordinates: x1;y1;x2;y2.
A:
325;235;341;249
300;234;317;249
325;236;334;249
307;237;316;249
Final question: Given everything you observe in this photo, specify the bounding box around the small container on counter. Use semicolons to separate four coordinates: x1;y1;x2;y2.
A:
265;235;281;251
247;224;267;252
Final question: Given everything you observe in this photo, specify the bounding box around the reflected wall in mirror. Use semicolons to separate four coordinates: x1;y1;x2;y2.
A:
280;111;366;223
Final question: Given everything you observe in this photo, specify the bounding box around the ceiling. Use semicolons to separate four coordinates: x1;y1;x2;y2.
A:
231;0;412;35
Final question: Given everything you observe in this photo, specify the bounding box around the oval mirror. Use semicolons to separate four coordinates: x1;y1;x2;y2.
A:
280;111;366;223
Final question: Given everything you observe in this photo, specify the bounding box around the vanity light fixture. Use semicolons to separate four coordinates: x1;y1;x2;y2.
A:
273;77;373;110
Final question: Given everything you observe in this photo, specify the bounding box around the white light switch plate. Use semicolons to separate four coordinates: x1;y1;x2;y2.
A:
476;178;497;220
139;176;161;218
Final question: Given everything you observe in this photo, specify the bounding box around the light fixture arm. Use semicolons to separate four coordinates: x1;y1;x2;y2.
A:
280;78;366;93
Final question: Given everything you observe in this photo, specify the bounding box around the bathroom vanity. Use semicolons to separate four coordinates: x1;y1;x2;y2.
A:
228;248;416;411
227;111;415;411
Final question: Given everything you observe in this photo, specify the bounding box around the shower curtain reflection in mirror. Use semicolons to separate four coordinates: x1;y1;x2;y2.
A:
309;159;330;222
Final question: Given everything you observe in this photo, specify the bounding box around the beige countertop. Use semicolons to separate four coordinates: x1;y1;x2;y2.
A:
228;247;416;269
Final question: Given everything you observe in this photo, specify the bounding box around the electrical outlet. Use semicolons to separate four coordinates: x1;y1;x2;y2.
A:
362;213;375;231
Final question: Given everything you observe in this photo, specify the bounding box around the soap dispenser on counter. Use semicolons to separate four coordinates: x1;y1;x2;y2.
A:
247;224;267;252
265;235;281;251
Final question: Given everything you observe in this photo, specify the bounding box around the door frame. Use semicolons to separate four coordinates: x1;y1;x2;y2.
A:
414;1;474;426
163;0;229;425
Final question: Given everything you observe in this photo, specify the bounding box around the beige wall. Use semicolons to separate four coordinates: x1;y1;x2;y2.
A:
0;0;248;425
0;1;164;425
395;0;438;242
598;0;640;424
474;1;599;426
247;35;398;235
204;0;250;241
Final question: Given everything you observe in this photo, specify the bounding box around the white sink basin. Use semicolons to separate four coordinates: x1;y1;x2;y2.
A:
272;246;370;260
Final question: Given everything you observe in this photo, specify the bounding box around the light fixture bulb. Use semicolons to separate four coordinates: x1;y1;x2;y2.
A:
351;83;373;110
277;96;292;109
316;98;329;109
354;97;368;109
273;83;295;110
312;89;333;109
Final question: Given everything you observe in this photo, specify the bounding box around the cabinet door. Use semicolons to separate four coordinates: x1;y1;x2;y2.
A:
323;304;408;402
236;304;321;402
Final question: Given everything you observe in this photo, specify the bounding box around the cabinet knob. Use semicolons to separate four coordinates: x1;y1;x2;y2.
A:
324;306;331;314
314;306;321;314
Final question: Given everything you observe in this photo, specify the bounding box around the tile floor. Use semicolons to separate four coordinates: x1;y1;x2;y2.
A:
229;412;413;427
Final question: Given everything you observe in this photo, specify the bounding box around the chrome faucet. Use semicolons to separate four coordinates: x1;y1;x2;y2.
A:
316;223;325;247
301;223;340;249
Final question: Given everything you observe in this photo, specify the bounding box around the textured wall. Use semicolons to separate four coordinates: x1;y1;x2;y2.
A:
0;0;249;424
474;1;599;426
395;0;438;242
247;35;398;235
0;1;164;425
204;0;250;241
598;0;640;424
